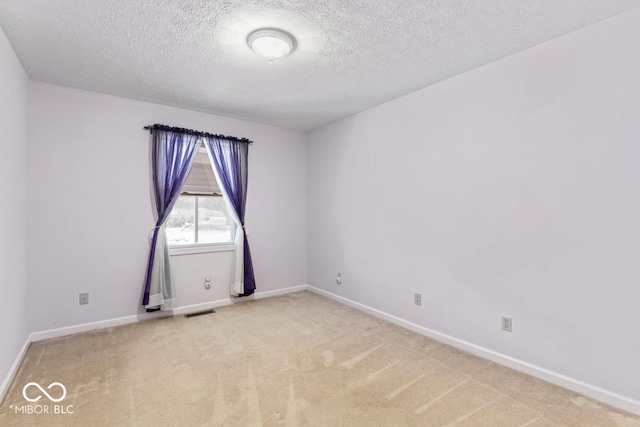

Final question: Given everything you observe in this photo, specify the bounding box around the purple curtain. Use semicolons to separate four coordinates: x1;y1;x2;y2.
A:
143;129;200;307
203;137;256;296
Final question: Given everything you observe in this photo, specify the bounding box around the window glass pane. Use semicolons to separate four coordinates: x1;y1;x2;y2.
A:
166;196;195;245
198;196;234;244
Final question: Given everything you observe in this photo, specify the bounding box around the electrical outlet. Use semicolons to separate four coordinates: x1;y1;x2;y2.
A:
336;273;342;285
79;293;89;305
205;276;212;290
501;316;512;332
414;293;422;306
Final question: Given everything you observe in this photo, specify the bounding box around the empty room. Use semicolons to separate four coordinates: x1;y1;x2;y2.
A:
1;1;639;426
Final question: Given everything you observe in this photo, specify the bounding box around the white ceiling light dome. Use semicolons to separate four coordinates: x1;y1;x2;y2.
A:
248;28;296;63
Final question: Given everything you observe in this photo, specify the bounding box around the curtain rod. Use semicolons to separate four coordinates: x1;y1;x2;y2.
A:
143;124;253;144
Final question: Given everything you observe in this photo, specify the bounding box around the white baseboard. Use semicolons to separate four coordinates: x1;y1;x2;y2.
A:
30;310;172;342
8;284;637;416
0;335;31;405
242;284;308;301
171;298;233;316
171;284;308;315
31;284;307;342
306;285;640;417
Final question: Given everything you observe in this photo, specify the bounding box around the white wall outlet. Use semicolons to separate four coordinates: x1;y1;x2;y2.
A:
414;293;422;306
205;276;212;290
502;316;512;332
336;273;342;285
79;293;89;305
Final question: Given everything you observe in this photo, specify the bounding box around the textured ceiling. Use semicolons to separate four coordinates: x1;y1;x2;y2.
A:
1;1;639;131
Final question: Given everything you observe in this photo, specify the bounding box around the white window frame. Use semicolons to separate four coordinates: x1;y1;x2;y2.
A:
167;195;236;256
166;143;237;256
169;243;235;256
169;193;237;256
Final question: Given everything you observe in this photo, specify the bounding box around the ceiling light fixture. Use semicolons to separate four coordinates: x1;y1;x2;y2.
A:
248;28;296;64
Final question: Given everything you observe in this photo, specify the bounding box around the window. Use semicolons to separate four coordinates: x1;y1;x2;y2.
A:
166;147;235;248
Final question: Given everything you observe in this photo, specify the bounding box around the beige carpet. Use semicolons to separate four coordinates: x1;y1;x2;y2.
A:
0;291;638;426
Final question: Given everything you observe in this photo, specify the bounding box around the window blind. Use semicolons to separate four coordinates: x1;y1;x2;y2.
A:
181;149;221;195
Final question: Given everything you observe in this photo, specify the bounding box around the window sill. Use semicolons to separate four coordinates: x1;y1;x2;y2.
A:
169;244;235;256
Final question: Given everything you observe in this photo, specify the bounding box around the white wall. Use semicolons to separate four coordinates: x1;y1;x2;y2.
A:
169;251;234;307
28;82;308;331
0;25;30;390
308;9;640;402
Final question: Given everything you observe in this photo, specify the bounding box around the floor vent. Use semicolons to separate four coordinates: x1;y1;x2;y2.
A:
184;309;215;318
